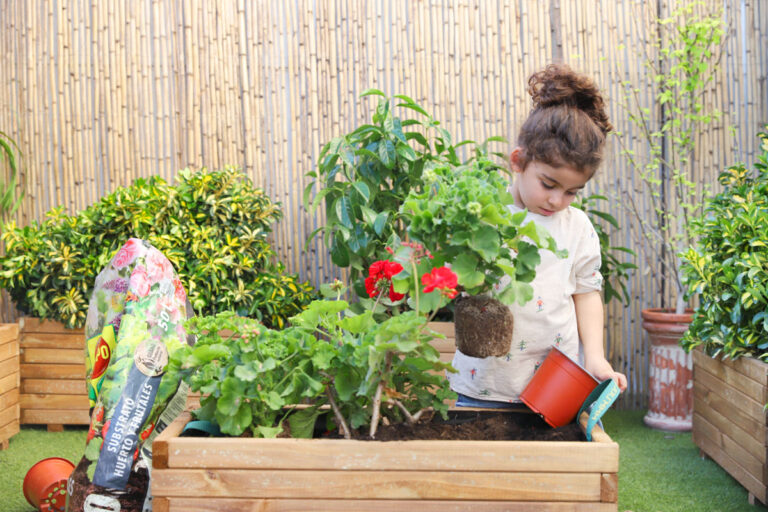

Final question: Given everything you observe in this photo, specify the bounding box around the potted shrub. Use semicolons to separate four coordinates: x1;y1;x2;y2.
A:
616;1;727;429
680;126;768;505
154;268;619;510
0;167;314;428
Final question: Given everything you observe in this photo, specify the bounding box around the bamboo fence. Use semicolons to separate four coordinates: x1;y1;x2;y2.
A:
0;0;765;409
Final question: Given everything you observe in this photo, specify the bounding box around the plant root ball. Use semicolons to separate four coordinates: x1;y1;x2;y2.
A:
454;295;514;358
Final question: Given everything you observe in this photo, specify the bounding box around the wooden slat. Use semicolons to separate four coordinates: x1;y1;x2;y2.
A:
0;372;20;394
693;411;764;482
20;333;85;350
694;362;765;423
693;397;765;464
154;497;617;512
20;363;85;379
0;389;20;411
0;356;19;379
694;349;767;387
695;418;767;504
22;378;86;395
20;407;90;425
21;347;83;364
0;403;19;428
20;317;84;335
151;469;602;501
0;340;19;363
427;321;455;339
694;384;764;447
694;350;767;401
0;419;20;443
0;324;18;345
20;393;89;410
601;473;618;503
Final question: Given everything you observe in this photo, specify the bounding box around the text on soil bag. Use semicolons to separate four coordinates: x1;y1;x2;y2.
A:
93;364;161;489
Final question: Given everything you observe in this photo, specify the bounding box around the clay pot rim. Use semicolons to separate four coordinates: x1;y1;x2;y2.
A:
641;307;694;324
22;457;74;508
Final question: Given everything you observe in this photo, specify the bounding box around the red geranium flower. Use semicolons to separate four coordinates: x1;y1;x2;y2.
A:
421;266;459;299
365;260;405;301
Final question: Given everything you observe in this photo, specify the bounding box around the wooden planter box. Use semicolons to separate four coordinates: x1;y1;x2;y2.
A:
0;323;20;449
152;408;618;512
693;348;768;505
19;317;89;430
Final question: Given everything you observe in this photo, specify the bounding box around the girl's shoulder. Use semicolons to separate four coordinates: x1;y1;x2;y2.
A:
561;205;595;230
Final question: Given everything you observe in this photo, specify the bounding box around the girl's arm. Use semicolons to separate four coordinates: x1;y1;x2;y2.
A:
573;291;628;391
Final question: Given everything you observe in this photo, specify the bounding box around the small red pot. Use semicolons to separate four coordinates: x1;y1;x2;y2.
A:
520;347;599;427
22;457;75;512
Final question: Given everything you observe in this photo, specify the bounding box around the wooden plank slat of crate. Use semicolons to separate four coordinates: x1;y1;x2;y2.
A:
693;409;764;480
0;372;20;394
155;436;618;473
22;379;87;395
21;347;83;364
20;407;90;425
20;363;85;380
694;384;764;447
694;349;767;387
694;363;765;423
426;321;455;339
20;393;90;410
0;356;19;378
0;389;19;411
20;333;85;350
0;324;19;345
429;336;455;354
0;420;20;443
20;317;84;334
694;414;766;504
150;469;602;501
153;497;617;512
693;393;765;464
693;350;766;402
0;340;19;363
0;403;19;428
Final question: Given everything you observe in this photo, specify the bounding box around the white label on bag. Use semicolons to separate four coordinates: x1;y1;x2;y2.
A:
84;494;121;512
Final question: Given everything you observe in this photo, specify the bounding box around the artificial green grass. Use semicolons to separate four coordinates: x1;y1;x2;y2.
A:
0;412;765;511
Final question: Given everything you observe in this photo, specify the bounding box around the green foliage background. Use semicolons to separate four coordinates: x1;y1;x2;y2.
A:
0;166;314;328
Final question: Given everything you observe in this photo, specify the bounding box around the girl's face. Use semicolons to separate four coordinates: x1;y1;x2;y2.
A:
509;147;591;217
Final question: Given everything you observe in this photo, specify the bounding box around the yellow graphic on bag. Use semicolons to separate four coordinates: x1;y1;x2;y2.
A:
86;324;117;408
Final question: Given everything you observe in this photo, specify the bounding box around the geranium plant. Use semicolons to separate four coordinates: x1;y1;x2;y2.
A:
168;255;461;439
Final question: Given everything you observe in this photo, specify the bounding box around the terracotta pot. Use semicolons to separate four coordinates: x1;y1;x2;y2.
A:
519;347;599;427
641;308;694;431
22;457;75;512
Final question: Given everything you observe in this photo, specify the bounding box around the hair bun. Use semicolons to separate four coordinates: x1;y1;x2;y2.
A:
527;63;613;135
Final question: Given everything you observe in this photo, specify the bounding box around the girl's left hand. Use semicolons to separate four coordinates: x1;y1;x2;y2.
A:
586;357;628;392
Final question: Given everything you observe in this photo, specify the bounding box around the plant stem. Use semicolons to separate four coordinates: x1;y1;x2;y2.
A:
411;259;420;316
369;351;392;439
325;386;351;440
388;398;433;425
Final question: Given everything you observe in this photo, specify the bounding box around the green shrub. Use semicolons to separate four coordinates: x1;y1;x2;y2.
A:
681;127;768;361
0;166;314;328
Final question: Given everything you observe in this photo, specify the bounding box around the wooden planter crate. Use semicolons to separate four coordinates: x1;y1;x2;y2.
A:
152;410;619;512
0;323;20;449
19;317;89;430
692;348;768;505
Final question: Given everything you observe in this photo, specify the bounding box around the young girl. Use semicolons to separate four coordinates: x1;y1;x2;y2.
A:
449;64;628;407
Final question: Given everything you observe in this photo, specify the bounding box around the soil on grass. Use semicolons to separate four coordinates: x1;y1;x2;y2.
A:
368;410;585;442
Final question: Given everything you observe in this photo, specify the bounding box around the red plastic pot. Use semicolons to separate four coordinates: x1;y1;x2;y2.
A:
22;457;75;512
520;347;599;427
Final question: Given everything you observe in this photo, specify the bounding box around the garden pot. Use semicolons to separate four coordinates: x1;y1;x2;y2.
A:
22;457;75;512
641;308;693;431
519;346;599;427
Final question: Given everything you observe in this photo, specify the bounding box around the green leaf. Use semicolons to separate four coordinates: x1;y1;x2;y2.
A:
339;310;375;333
452;252;485;289
378;139;396;169
287;407;322;438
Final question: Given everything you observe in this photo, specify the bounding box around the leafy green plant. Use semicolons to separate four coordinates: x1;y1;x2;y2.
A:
400;157;563;307
680;127;768;361
305;89;504;297
169;268;459;439
0;131;25;224
616;1;727;313
573;194;637;305
0;167;313;328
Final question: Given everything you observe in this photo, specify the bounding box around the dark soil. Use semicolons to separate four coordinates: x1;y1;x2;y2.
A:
66;456;150;512
454;295;514;358
369;410;585;442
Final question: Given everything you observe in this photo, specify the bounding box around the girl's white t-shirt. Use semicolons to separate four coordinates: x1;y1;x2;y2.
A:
447;205;603;402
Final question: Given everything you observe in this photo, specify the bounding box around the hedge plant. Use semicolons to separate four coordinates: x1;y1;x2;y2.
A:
681;127;768;361
0;166;314;328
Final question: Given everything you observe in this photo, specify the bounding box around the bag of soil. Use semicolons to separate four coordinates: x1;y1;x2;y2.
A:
66;239;194;512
